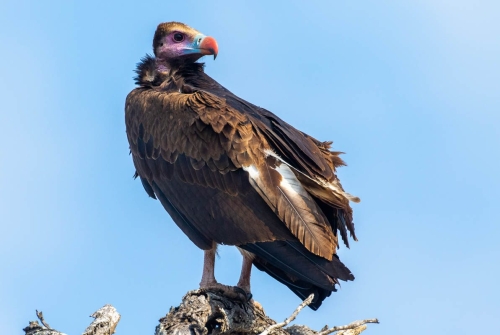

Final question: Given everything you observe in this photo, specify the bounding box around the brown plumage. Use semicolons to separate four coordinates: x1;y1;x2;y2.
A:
125;22;360;309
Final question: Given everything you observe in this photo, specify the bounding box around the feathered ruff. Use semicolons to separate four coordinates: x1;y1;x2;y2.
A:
134;54;168;87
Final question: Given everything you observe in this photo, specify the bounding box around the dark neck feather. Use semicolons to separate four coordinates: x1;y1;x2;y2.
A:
134;54;166;86
134;54;206;88
173;62;205;81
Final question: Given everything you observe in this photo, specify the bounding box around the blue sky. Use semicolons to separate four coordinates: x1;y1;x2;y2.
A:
1;1;499;334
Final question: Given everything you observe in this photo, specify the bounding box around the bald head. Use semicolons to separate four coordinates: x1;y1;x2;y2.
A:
153;22;218;64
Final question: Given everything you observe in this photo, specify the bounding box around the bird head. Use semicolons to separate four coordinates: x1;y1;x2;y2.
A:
153;22;218;65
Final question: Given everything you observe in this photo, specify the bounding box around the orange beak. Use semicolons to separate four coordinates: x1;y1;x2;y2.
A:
199;36;219;59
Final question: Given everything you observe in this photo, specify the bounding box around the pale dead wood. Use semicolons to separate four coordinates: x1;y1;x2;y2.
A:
155;289;286;335
23;290;377;335
259;294;314;335
36;310;53;330
317;319;379;335
23;310;65;335
335;325;367;335
156;290;378;335
82;304;120;335
23;305;120;335
23;321;66;335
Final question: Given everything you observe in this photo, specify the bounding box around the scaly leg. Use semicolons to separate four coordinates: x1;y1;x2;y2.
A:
198;245;252;302
199;247;218;288
236;252;253;293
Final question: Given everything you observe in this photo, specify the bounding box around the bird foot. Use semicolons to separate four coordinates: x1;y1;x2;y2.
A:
200;283;252;303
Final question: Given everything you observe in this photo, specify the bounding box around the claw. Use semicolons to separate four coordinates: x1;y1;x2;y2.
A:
200;284;252;303
233;286;252;302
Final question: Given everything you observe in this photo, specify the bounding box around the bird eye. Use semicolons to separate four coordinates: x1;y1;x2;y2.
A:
159;42;164;46
173;33;184;42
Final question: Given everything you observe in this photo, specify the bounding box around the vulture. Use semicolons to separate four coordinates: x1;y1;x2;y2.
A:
125;22;360;310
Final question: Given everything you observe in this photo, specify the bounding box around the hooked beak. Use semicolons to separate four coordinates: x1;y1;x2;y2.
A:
195;35;219;60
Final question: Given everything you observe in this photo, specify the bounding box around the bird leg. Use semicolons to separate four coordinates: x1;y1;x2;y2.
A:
199;247;218;288
199;246;252;302
236;252;253;293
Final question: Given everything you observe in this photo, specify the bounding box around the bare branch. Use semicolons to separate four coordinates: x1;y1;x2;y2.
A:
23;320;66;335
260;294;314;335
317;319;379;335
335;325;367;335
82;304;121;335
36;310;53;330
23;291;377;335
23;305;120;335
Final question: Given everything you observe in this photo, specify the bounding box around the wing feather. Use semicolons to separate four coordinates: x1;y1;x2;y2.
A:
191;77;360;246
126;87;340;257
243;157;336;259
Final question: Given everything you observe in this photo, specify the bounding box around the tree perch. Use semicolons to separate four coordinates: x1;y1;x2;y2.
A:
23;290;377;335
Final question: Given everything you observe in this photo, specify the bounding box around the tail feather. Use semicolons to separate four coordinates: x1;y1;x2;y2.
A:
241;239;354;309
252;256;332;310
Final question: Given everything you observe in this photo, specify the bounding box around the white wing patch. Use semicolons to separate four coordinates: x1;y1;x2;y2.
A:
243;162;307;198
263;149;360;203
242;165;260;179
274;163;307;198
242;157;336;258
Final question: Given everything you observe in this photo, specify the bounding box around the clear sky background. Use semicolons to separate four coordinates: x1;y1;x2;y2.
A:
1;1;499;334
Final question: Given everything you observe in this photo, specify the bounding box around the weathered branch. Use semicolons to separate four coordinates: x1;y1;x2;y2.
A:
155;289;378;335
23;290;377;335
260;294;314;335
155;289;285;335
285;318;378;335
36;310;54;330
317;319;379;335
23;321;66;335
23;305;120;335
82;305;121;335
